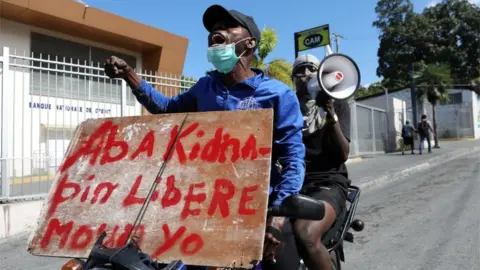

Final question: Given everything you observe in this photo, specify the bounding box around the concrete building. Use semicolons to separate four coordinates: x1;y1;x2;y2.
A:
357;87;480;150
0;0;189;199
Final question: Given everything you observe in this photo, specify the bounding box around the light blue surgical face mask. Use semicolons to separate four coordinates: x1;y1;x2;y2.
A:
207;38;249;74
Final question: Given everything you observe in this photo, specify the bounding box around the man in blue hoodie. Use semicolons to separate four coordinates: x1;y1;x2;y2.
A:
104;4;305;266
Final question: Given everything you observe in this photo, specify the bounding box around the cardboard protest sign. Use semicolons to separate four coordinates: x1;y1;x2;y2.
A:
28;109;274;269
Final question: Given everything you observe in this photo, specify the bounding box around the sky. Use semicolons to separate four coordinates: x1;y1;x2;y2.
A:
77;0;479;86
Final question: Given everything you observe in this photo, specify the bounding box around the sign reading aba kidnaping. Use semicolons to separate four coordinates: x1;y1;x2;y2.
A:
294;24;330;56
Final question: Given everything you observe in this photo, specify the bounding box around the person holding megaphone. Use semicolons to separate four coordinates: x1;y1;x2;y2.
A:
267;52;358;270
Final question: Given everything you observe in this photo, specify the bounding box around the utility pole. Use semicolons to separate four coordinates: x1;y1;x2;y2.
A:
331;33;345;53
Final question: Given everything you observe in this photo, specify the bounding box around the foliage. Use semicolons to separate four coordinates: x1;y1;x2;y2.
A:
354;81;387;99
252;27;294;88
414;63;453;147
373;0;479;89
180;76;196;93
415;63;453;105
422;0;480;84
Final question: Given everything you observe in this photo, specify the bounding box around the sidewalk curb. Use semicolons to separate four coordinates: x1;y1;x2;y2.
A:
439;138;477;142
357;146;480;191
346;157;363;164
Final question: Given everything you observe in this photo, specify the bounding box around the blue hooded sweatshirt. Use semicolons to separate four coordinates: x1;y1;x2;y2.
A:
131;68;305;207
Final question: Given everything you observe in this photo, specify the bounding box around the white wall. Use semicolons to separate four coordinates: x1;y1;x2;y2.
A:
0;19;150;179
358;96;406;152
2;64;141;178
473;92;480;139
359;88;477;140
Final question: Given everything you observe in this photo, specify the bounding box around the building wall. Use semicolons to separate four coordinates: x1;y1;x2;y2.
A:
0;19;143;70
1;21;145;177
357;96;406;151
358;88;478;140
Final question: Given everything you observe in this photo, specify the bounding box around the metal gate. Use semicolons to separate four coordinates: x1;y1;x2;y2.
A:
349;102;388;156
0;46;195;202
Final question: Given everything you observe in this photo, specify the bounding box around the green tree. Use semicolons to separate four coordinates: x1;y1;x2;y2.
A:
422;0;480;84
252;27;294;87
354;81;387;99
414;63;453;148
180;76;196;93
373;0;435;88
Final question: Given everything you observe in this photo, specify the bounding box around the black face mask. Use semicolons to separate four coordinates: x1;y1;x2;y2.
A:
293;65;317;97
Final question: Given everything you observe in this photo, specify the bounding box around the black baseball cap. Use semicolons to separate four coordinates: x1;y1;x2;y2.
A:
203;5;261;44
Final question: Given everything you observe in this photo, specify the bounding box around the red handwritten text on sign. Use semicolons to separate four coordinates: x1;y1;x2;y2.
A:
28;110;273;268
60;121;272;173
47;174;260;222
39;218;204;257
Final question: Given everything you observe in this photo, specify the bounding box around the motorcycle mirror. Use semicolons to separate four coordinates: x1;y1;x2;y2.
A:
268;194;325;220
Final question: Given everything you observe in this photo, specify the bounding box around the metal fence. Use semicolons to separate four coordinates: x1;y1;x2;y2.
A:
435;103;474;139
349;102;388;156
0;46;196;202
0;45;388;202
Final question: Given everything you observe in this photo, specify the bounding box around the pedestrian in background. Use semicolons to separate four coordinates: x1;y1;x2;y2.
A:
417;114;434;154
401;120;416;155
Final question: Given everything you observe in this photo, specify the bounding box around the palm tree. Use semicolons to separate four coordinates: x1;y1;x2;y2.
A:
252;27;294;88
414;63;453;148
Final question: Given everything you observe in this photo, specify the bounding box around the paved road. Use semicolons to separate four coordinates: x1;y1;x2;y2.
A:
343;150;480;270
2;151;480;269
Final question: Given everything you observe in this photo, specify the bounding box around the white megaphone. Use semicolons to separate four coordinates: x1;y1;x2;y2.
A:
307;45;361;100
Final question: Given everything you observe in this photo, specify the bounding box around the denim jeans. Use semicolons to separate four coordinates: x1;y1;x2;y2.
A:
419;135;431;153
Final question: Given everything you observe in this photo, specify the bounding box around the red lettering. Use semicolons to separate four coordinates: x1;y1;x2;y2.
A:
122;175;145;207
180;182;206;220
189;143;201;160
130;130;155;160
90;182;119;204
180;234;204;255
152;224;186;257
259;147;272;156
60;121;112;172
40;218;73;248
131;225;146;246
163;122;269;164
41;220;145;250
96;223;107;239
122;175;161;207
48;174;80;217
241;135;258;160
163;123;199;164
207;179;235;218
80;175;96;202
238;185;260;215
219;134;241;163
161;175;181;208
200;128;222;162
70;225;93;249
103;225;120;247
116;224;145;247
99;125;129;165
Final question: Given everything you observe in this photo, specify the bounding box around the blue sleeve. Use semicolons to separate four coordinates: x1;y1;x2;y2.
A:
271;88;306;206
132;79;198;113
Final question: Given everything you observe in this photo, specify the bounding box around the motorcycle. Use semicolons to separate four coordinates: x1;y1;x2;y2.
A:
257;185;364;270
60;193;330;270
315;185;364;270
